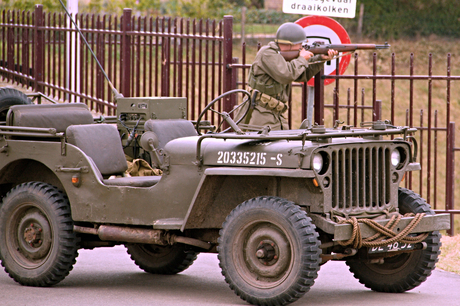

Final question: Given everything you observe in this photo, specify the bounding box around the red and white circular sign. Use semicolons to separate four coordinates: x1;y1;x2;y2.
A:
295;16;351;86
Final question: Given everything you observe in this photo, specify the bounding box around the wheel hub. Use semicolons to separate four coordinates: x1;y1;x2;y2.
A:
16;208;52;261
23;223;43;247
243;224;291;281
255;240;278;265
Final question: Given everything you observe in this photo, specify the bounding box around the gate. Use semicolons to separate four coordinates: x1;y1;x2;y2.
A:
0;5;235;119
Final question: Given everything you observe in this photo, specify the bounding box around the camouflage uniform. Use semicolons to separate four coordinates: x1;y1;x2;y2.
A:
237;41;324;130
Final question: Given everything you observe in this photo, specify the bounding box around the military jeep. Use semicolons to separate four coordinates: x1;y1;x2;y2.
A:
0;87;450;306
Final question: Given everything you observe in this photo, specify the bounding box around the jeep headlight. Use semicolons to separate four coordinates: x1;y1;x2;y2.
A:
391;149;401;167
312;153;324;172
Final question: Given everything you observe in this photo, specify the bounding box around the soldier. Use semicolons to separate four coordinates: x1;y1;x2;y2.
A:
237;22;338;130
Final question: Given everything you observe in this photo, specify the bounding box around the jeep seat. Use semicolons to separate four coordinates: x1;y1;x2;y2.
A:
66;124;161;187
144;119;198;145
7;103;94;132
144;119;198;148
143;119;198;167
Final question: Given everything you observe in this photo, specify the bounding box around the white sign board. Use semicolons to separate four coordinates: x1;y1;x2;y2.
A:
283;0;357;18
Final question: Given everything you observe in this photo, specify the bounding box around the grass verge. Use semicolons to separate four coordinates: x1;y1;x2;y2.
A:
438;234;460;275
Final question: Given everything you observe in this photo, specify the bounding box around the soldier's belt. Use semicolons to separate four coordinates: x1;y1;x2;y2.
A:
248;87;288;114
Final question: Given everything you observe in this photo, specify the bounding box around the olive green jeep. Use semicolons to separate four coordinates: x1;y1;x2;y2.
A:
0;87;450;306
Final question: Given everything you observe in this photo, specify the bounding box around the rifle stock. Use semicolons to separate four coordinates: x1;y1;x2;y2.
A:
279;42;390;61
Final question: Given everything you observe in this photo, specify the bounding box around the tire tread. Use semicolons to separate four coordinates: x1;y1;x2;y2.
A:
218;196;321;306
0;182;79;287
346;187;441;293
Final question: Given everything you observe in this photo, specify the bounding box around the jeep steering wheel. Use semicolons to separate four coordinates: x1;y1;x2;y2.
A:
195;89;251;135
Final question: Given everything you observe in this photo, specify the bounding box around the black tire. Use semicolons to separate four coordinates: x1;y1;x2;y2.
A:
346;187;441;293
0;182;79;286
0;87;32;122
126;243;198;275
218;196;321;306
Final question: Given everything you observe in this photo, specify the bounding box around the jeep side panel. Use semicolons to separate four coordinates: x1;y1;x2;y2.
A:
0;139;202;227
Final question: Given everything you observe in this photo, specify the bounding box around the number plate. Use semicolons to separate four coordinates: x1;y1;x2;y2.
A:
368;242;415;254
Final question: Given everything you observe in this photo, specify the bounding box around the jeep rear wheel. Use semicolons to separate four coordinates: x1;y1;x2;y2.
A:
218;196;321;306
345;188;441;293
0;87;32;122
126;243;198;274
0;182;79;286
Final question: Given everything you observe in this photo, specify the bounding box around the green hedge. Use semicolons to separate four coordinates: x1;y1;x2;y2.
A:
3;0;459;39
230;7;304;24
348;0;460;38
230;0;460;39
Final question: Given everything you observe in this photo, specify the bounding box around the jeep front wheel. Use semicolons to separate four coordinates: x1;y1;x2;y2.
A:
0;182;79;286
345;187;441;293
218;196;321;306
126;243;198;274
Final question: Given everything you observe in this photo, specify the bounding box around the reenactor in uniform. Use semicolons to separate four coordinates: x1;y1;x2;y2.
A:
237;22;338;130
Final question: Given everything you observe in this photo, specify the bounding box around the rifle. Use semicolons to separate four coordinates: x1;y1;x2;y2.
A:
280;41;390;61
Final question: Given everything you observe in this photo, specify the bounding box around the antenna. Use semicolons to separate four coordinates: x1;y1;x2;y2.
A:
58;0;123;100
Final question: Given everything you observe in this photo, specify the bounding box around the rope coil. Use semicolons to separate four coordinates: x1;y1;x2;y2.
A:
336;213;429;249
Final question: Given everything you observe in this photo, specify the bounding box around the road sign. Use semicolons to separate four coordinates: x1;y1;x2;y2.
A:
283;0;357;18
295;16;351;86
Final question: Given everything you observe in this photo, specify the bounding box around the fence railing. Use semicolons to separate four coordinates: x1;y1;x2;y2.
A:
1;5;458;235
0;5;235;120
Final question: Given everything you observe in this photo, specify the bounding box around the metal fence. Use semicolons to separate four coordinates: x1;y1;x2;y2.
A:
0;5;458;234
0;5;235;119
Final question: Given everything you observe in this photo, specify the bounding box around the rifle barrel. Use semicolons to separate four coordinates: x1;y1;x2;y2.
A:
305;42;390;54
375;43;391;49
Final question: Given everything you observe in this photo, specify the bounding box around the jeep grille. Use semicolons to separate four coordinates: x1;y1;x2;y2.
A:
330;145;392;213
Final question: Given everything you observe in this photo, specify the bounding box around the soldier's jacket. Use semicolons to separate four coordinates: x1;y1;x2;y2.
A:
248;41;324;103
238;41;325;130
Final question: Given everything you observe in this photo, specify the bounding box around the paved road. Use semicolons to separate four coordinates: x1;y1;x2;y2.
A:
1;245;460;306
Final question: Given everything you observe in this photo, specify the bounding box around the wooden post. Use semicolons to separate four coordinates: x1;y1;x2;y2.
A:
357;3;364;39
241;7;246;45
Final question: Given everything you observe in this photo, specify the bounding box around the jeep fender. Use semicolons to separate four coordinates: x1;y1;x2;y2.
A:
181;167;323;231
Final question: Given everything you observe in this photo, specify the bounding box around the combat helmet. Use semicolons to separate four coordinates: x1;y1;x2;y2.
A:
274;22;306;45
